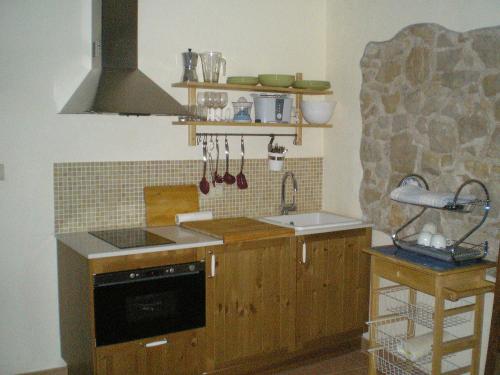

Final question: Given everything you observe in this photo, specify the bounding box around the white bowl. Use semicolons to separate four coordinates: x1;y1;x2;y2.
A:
300;100;336;124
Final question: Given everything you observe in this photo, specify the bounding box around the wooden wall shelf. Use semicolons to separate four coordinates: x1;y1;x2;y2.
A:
172;121;332;128
172;73;333;146
172;81;333;95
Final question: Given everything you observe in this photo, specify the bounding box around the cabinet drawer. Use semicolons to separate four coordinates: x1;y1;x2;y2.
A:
373;258;435;295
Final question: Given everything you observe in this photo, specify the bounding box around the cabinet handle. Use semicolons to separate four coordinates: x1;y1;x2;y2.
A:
209;252;216;278
144;338;168;348
302;242;307;263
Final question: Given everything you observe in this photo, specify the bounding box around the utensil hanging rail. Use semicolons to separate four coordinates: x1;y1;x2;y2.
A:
195;132;297;145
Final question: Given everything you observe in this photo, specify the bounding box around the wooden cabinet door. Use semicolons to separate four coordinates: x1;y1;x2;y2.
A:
95;329;204;375
205;238;296;369
96;340;145;375
295;228;371;347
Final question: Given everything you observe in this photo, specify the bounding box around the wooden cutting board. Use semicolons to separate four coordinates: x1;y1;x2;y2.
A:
144;185;199;227
181;217;294;244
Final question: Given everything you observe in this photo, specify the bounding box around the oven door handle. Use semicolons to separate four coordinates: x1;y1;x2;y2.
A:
144;338;169;348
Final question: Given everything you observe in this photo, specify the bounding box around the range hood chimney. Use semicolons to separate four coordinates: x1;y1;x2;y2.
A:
60;0;186;116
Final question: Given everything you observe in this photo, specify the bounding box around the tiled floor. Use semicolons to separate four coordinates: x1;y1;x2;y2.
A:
272;350;368;375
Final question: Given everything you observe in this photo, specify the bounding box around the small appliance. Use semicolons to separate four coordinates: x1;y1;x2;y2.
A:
252;94;293;123
181;48;199;82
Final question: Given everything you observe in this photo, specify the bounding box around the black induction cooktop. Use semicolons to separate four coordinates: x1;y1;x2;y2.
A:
89;228;175;249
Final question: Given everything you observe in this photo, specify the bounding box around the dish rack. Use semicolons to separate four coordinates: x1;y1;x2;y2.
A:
391;174;491;263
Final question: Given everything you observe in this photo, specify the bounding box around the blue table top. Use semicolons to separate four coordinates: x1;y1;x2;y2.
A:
372;245;487;271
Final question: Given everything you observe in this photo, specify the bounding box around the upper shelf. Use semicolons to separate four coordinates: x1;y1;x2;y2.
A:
172;81;333;95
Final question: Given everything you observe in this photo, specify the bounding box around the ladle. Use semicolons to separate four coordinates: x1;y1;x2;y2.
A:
223;136;235;185
236;136;248;189
213;136;224;184
199;136;210;194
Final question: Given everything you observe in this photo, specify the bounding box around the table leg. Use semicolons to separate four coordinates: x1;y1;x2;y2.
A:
432;292;445;375
368;270;380;375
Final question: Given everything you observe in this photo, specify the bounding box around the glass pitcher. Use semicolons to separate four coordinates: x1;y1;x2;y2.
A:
200;52;226;83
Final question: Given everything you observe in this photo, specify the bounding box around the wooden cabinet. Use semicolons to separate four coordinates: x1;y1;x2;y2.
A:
59;226;372;375
295;228;371;347
96;329;204;375
205;238;296;370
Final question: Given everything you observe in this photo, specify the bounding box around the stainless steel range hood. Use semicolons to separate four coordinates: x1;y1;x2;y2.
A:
60;0;185;116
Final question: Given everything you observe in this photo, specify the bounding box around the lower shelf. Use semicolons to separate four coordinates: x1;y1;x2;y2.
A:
172;121;332;128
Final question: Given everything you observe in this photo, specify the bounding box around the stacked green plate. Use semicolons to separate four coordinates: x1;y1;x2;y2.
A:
292;80;331;90
258;74;295;88
227;76;259;85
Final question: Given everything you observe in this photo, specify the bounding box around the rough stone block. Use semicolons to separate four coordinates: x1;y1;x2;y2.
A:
482;73;500;97
381;92;400;113
406;46;431;86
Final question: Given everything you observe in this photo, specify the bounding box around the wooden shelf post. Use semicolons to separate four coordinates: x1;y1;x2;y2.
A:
188;87;197;146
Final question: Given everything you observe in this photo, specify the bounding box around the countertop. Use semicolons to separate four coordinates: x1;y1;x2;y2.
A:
56;226;224;259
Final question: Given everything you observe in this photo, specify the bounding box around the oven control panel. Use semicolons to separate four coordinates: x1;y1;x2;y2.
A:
94;261;204;287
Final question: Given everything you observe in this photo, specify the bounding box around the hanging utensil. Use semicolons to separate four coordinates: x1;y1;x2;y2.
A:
199;136;210;194
207;136;215;187
236;136;248;189
213;136;224;184
223;136;235;185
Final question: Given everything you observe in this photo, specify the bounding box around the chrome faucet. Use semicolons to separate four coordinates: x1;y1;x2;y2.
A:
281;171;298;215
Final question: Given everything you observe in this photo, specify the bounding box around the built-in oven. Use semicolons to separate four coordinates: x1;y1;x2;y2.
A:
93;261;205;346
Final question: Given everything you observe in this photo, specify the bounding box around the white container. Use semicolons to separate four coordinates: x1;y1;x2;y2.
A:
253;94;293;123
268;152;285;171
300;100;336;124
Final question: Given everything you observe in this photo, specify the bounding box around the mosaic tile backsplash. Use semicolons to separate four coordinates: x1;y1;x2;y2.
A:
54;158;322;233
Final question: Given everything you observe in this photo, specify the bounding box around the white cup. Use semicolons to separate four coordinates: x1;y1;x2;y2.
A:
422;223;437;234
417;232;432;247
431;234;447;249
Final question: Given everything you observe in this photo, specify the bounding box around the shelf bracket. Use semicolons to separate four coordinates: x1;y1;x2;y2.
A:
295;73;303;145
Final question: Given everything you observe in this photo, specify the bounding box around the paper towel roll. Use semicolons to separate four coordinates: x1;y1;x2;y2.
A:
175;211;213;225
396;331;453;361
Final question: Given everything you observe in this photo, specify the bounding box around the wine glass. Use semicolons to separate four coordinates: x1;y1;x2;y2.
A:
213;93;222;121
197;92;207;120
205;92;215;121
219;93;228;121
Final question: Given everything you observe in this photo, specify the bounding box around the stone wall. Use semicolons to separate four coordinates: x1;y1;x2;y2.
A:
359;23;499;260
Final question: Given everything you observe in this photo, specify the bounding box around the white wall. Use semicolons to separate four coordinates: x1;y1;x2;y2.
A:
323;0;500;246
0;1;326;373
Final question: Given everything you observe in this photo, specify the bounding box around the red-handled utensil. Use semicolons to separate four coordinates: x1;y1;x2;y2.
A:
236;136;248;189
223;136;235;185
199;136;210;194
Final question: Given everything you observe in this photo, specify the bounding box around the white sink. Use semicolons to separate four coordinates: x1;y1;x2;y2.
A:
259;211;365;235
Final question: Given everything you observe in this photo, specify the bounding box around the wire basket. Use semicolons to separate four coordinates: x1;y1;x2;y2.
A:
368;317;460;375
377;285;473;329
369;348;461;375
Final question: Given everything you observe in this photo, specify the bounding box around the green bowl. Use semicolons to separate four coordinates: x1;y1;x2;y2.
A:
258;74;295;88
227;76;259;85
292;80;331;90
